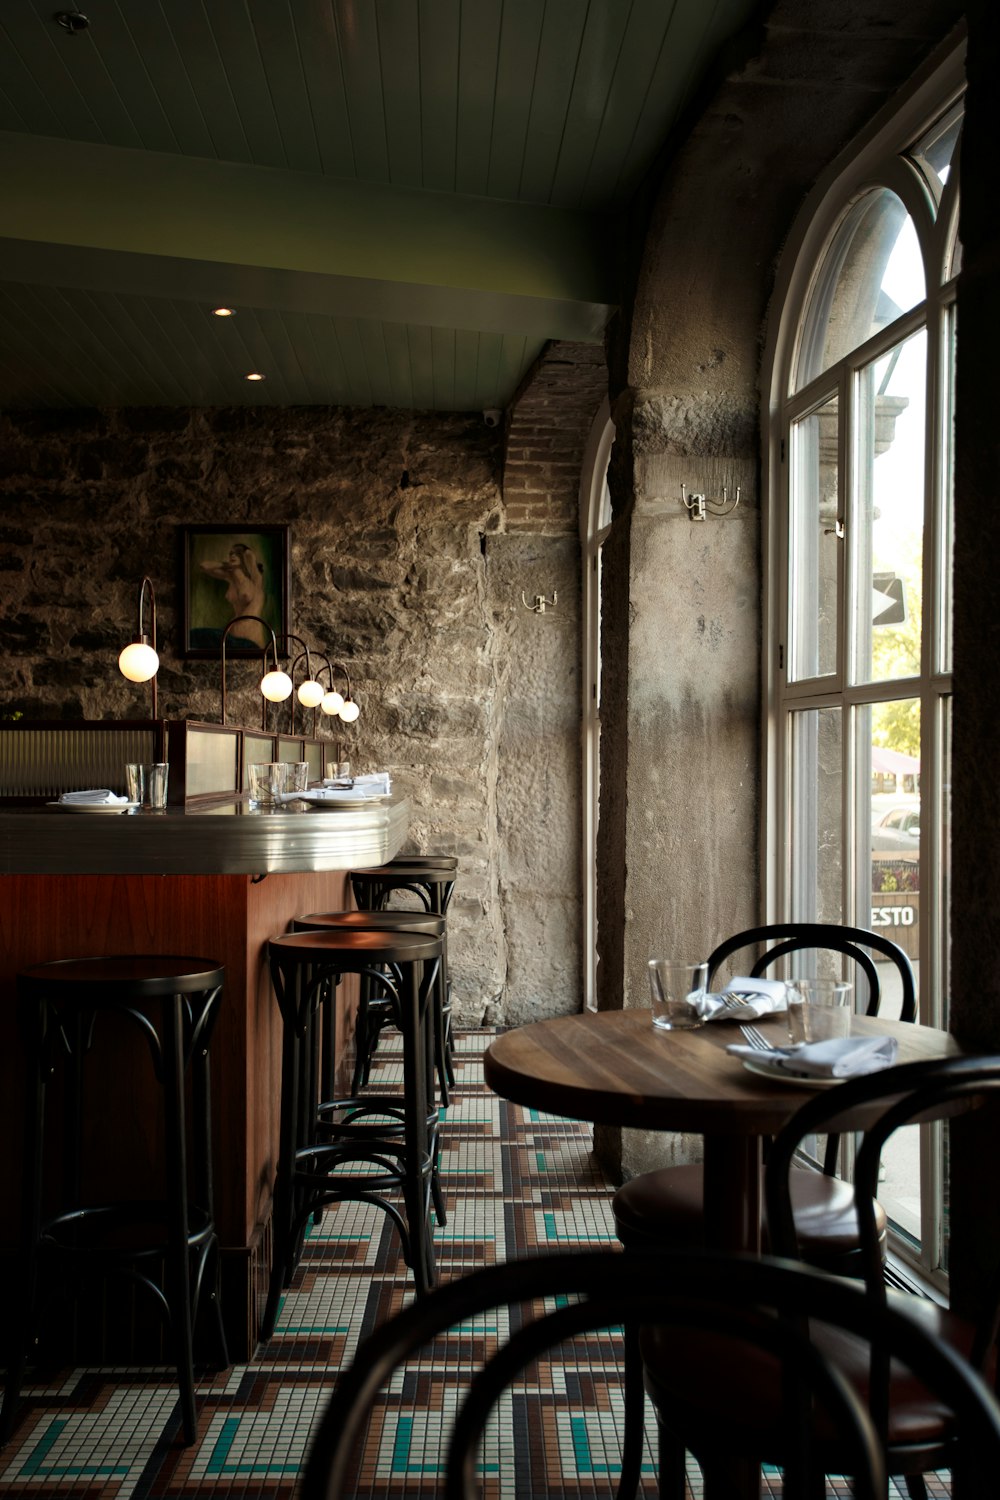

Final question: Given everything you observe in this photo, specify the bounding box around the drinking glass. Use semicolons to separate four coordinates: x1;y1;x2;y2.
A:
648;959;709;1030
288;762;310;793
786;979;853;1043
125;763;144;804
146;763;169;809
248;762;287;807
125;762;169;808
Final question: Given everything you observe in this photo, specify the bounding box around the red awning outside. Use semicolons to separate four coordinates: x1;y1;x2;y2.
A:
871;745;920;775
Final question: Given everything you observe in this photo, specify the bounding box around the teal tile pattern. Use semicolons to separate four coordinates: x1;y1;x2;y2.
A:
0;1030;952;1499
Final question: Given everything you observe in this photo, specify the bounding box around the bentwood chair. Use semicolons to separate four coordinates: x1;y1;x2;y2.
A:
612;922;917;1497
644;1055;1000;1500
299;1247;1000;1500
614;923;917;1267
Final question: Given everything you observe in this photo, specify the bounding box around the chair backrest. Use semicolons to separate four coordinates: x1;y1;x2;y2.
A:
299;1248;1000;1500
706;921;917;1023
765;1055;1000;1439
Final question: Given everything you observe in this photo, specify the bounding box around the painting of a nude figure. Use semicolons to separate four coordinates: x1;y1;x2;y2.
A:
179;524;289;658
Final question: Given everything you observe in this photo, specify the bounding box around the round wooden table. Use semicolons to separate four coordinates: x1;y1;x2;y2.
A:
484;1008;963;1252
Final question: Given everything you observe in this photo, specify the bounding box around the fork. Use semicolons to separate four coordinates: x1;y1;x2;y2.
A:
719;992;781;1053
738;1019;773;1051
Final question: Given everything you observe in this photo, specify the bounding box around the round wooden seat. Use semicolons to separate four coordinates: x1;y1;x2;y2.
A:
614;1162;887;1265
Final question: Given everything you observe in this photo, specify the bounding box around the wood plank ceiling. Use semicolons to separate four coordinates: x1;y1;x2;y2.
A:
0;0;757;411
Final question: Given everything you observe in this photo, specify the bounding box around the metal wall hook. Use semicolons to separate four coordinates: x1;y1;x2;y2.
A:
681;483;741;521
522;591;557;614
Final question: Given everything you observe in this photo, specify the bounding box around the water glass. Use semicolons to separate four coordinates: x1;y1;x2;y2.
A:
125;762;169;809
648;959;709;1030
786;979;853;1044
248;761;287;807
288;761;310;793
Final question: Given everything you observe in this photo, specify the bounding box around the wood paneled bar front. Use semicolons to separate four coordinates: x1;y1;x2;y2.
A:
0;795;410;1360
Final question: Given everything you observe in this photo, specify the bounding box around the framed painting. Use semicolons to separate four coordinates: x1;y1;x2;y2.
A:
179;524;290;659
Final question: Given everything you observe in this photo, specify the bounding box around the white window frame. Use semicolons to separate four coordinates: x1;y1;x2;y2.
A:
761;39;964;1289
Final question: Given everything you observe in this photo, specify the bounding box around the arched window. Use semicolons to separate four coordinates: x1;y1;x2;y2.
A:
764;45;963;1288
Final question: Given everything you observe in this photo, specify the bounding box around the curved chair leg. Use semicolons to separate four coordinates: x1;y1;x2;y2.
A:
443;984;456;1088
616;1321;647;1500
656;1420;687;1500
905;1477;929;1500
432;1157;448;1227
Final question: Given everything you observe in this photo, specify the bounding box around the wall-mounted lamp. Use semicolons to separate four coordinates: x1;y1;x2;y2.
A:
319;658;360;725
279;636;326;733
522;591;557;614
118;576;159;717
220;614;291;728
680;482;741;522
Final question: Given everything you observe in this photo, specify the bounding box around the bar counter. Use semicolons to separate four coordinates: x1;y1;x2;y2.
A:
0;794;410;1359
0;793;410;875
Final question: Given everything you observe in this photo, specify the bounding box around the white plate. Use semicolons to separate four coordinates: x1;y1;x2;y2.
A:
741;1056;842;1090
47;801;140;814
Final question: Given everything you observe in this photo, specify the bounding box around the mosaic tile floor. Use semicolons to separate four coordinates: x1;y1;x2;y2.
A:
0;1029;951;1499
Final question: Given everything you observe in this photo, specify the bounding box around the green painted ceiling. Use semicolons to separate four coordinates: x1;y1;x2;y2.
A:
0;0;757;412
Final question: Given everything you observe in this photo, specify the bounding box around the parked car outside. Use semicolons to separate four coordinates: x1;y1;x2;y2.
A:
872;802;921;852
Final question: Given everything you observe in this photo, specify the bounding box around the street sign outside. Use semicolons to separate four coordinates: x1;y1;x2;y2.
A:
873;571;907;626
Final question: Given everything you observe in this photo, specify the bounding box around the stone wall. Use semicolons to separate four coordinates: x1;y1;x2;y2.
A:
0;393;595;1026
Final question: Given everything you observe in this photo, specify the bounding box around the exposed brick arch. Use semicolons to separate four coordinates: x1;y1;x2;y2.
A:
502;341;608;536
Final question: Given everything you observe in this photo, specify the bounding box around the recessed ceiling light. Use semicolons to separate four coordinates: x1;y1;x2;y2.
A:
245;372;265;381
213;306;236;317
55;11;90;34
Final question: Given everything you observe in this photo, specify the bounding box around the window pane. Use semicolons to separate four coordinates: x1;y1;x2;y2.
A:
852;330;926;684
940;306;956;672
864;701;921;990
860;698;922;1247
940;697;952;1031
793;190;924;391
789;395;840;681
906;101;962;196
790;707;842;924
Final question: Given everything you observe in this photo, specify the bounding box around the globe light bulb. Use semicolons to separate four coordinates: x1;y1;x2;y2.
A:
118;640;159;683
321;689;344;715
260;669;293;702
339;698;360;723
297;678;325;708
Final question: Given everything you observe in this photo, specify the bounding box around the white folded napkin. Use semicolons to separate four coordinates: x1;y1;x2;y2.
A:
59;789;131;805
353;772;391;793
701;976;788;1021
727;1034;899;1079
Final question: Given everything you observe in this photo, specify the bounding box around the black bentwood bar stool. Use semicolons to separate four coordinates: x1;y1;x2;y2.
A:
292;909;448;1104
262;927;443;1341
1;955;229;1448
351;858;458;1103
